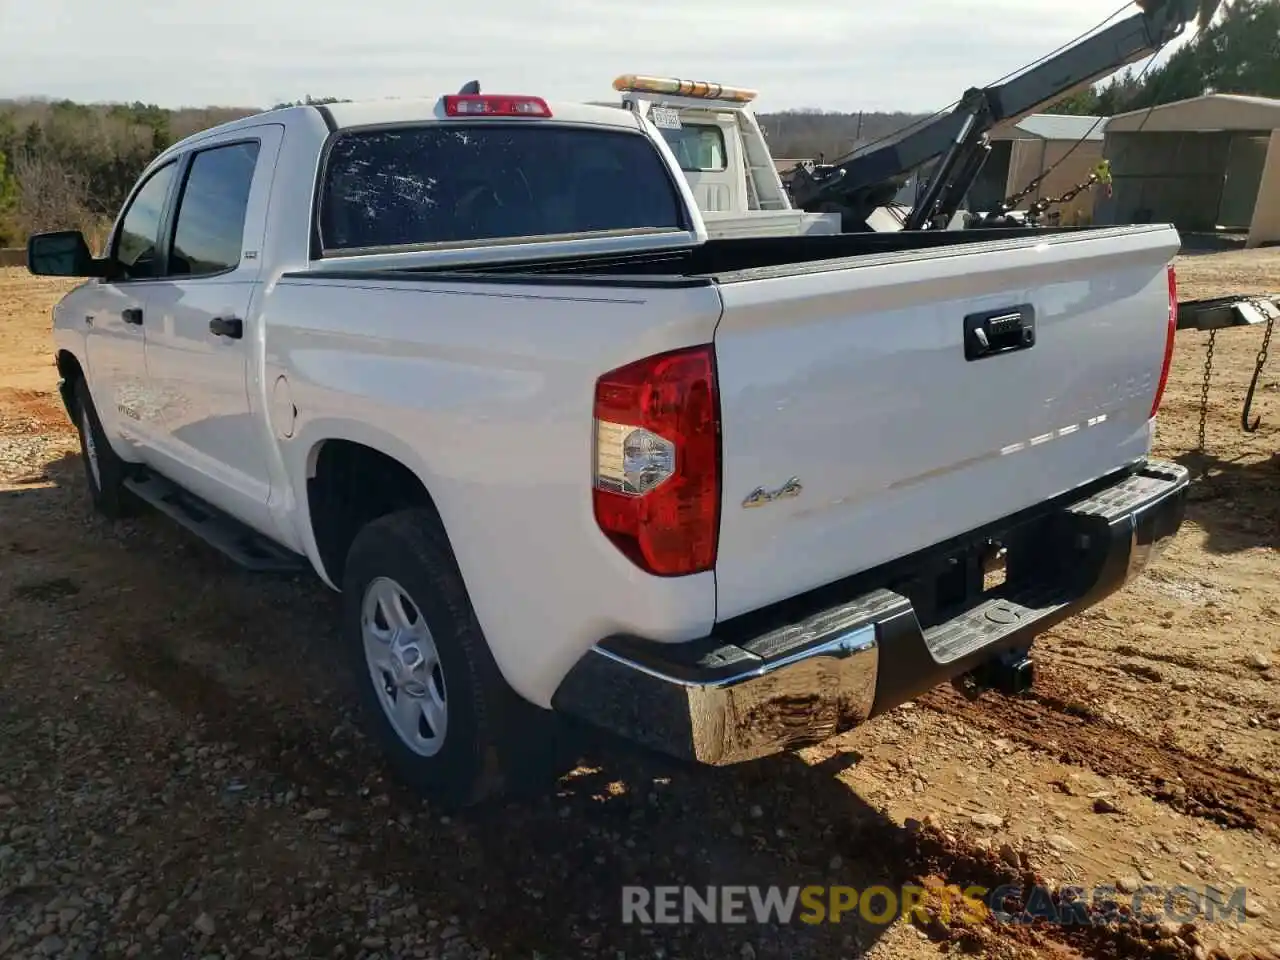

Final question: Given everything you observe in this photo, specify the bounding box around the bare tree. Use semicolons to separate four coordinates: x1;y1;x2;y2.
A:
11;151;95;239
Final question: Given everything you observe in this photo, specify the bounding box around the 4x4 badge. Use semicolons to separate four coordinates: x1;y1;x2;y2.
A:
742;477;802;508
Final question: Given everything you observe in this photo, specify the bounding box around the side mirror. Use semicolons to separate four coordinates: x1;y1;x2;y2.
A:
26;230;108;278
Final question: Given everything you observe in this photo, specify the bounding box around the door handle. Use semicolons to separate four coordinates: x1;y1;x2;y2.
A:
963;304;1035;361
121;307;143;325
209;316;243;339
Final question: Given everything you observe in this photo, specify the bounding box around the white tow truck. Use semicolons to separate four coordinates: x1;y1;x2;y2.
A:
29;86;1188;807
611;74;842;238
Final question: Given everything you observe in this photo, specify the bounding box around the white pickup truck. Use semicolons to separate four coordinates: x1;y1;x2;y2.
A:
28;89;1189;807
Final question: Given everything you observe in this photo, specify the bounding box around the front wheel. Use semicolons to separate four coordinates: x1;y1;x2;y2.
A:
71;379;136;518
341;508;550;808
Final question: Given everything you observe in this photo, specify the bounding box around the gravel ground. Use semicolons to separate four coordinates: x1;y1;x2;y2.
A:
1;251;1279;960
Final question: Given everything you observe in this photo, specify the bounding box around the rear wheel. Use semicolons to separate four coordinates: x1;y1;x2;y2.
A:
341;508;551;808
360;575;452;760
71;379;136;518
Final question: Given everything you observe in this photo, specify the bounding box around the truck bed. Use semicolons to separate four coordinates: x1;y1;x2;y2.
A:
307;224;1089;286
292;222;1180;624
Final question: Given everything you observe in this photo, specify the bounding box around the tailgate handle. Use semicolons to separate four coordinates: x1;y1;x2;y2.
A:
964;305;1035;361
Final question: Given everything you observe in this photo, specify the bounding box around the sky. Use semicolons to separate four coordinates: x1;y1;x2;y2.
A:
0;0;1189;114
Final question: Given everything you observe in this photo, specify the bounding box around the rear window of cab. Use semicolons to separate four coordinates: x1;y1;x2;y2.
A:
318;123;689;252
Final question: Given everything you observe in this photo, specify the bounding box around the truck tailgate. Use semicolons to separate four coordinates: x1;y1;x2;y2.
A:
710;224;1180;621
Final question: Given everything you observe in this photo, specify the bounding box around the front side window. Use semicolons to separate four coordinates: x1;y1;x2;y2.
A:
658;124;727;172
113;162;177;280
169;141;261;276
319;123;686;252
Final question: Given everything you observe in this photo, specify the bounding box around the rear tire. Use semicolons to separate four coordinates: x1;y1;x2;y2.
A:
71;379;136;519
341;508;552;808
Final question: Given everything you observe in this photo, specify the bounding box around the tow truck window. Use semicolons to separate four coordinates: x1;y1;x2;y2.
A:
319;124;687;252
657;124;727;173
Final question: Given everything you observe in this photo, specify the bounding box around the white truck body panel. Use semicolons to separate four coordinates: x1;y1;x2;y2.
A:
711;225;1179;618
139;124;286;536
701;210;842;238
264;275;723;703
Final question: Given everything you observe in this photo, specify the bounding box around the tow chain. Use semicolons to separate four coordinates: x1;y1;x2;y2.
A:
1196;308;1274;450
998;160;1112;221
1026;170;1107;221
1000;174;1049;214
1242;313;1273;434
1198;330;1216;451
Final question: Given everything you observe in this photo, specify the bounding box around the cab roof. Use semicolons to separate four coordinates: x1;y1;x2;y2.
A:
321;96;642;131
167;94;644;154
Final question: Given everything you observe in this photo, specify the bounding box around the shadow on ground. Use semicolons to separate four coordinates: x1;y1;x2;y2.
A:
1174;446;1280;554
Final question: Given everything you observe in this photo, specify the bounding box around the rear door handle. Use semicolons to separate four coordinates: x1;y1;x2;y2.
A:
209;316;243;339
121;307;143;325
964;304;1035;361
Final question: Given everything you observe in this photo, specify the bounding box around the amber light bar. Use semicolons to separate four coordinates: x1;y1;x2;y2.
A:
612;74;758;103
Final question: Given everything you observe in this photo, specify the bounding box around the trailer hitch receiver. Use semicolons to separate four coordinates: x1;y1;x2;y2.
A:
951;648;1035;700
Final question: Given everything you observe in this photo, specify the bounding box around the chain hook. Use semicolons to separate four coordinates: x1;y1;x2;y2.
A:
1241;312;1273;434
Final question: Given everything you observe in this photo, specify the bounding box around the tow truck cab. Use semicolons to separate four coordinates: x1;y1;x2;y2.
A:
613;74;842;239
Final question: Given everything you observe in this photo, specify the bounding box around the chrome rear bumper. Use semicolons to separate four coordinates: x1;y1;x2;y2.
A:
552;459;1189;765
575;609;883;765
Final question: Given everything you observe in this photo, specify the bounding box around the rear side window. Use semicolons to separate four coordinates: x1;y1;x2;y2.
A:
319;124;687;252
169;141;261;276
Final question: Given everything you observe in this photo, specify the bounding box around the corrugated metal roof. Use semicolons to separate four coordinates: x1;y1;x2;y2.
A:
1106;93;1280;132
1110;93;1280;122
1013;114;1106;142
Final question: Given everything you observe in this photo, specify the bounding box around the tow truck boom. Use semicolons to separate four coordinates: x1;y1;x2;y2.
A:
784;0;1214;231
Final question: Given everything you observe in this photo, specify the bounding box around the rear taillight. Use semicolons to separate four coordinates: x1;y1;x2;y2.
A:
443;95;552;118
1150;263;1178;419
592;345;720;576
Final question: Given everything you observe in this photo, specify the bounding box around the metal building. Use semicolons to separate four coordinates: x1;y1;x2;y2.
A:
966;114;1107;222
1093;94;1280;247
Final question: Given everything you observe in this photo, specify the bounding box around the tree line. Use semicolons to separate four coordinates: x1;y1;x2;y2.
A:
1;0;1274;247
0;100;256;246
1044;0;1277;115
